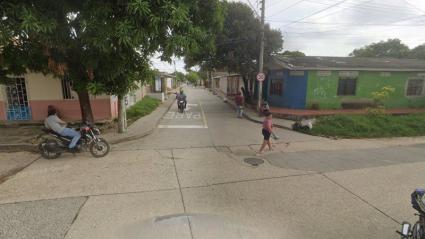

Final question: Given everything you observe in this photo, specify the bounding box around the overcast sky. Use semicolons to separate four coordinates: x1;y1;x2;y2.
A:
152;0;425;73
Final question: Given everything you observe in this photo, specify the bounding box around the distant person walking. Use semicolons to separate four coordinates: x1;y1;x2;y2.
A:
258;111;273;154
235;92;244;118
261;101;270;115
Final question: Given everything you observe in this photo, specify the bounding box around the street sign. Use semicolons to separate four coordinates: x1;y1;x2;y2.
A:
256;73;265;82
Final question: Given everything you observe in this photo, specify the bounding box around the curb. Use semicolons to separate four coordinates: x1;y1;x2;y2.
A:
217;91;293;131
0;144;38;153
0;98;176;152
108;98;175;145
243;113;293;130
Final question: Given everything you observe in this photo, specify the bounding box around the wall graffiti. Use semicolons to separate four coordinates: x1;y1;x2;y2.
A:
313;87;327;97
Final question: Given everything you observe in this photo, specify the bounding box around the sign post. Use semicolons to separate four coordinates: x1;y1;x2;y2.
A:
257;73;266;111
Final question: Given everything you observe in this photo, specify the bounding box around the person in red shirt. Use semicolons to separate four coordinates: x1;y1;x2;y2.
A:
234;92;245;118
258;111;273;154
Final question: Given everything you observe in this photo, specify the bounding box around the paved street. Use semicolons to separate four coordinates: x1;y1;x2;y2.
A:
1;88;425;238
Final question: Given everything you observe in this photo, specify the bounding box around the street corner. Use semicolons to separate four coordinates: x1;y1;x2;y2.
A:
172;147;311;188
0;196;86;239
181;174;398;239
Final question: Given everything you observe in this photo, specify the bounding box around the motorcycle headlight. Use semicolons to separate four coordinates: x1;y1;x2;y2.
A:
93;128;101;135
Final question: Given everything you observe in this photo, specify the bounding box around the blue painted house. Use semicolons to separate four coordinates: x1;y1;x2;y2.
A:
265;68;308;109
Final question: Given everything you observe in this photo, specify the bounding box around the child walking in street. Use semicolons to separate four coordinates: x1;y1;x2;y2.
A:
258;111;273;154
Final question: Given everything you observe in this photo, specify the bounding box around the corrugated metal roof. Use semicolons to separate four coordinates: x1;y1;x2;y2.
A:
271;56;425;71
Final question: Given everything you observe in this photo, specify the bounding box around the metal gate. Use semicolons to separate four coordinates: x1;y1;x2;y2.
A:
6;78;32;120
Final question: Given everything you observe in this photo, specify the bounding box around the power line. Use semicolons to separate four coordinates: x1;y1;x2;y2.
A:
403;0;425;14
282;0;350;27
300;0;421;18
266;19;425;27
304;0;419;18
311;0;375;21
247;0;260;18
268;0;307;18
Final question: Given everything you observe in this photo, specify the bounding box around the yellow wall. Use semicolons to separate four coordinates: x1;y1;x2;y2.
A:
0;85;5;101
25;72;110;100
26;73;63;100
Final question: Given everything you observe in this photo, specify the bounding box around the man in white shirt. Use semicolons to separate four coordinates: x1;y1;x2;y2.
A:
44;105;81;150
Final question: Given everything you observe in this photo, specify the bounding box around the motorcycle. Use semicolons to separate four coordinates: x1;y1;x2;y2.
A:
38;123;110;159
398;189;425;239
178;100;186;113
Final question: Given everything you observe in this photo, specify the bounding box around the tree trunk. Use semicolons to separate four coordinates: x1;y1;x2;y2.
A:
242;76;250;103
117;95;127;133
77;89;94;124
249;78;254;102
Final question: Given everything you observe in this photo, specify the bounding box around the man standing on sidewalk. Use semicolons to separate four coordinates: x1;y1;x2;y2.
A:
235;92;244;118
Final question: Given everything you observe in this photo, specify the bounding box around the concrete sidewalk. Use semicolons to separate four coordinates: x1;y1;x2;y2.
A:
213;89;294;129
103;97;175;144
0;97;175;152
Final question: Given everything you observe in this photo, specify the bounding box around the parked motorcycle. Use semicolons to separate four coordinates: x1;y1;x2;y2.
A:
398;189;425;239
38;123;110;159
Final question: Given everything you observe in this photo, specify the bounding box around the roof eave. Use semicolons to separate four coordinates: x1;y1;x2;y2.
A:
290;67;425;72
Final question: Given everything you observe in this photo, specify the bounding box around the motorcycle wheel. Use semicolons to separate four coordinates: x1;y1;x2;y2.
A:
39;139;62;160
90;138;110;158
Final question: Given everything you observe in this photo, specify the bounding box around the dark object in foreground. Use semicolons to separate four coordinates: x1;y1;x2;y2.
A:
397;189;425;239
177;100;186;113
38;123;110;159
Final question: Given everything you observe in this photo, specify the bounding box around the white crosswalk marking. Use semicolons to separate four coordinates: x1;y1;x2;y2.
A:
157;125;208;129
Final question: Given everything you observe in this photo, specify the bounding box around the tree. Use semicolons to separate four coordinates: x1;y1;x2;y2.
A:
411;44;425;60
185;2;283;102
186;71;201;86
349;39;410;58
277;50;306;57
0;0;223;124
174;71;186;83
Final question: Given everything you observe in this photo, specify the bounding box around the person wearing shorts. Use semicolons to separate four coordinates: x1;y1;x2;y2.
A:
258;111;273;154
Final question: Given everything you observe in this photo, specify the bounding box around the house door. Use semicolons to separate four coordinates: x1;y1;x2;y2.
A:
6;78;31;120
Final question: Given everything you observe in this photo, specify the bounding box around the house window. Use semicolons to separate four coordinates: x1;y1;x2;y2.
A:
406;79;424;96
337;77;357;96
270;78;283;96
61;75;73;99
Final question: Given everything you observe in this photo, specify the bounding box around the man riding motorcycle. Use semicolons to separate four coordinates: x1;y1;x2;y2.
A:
176;90;187;109
44;105;81;152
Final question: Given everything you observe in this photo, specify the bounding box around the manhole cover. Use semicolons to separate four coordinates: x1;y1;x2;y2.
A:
244;158;264;166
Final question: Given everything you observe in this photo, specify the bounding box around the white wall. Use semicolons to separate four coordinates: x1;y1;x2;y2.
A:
219;76;228;95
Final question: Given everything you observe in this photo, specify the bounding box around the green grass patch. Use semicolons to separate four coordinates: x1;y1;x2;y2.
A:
303;113;425;138
126;96;161;124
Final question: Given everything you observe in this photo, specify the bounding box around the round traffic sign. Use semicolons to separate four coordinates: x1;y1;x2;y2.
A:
256;73;265;82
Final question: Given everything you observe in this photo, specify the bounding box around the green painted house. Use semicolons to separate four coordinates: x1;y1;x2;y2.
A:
265;56;425;109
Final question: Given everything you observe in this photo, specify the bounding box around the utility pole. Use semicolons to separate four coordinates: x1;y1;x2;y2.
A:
173;59;177;88
257;0;266;112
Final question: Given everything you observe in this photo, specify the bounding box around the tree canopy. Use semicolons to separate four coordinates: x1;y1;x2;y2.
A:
411;44;425;60
349;39;411;58
185;1;283;78
186;71;201;86
0;0;223;122
277;50;306;57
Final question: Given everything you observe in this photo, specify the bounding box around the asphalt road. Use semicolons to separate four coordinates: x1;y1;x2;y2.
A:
0;87;424;239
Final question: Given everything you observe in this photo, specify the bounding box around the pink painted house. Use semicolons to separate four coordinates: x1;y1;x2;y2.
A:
0;73;149;122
